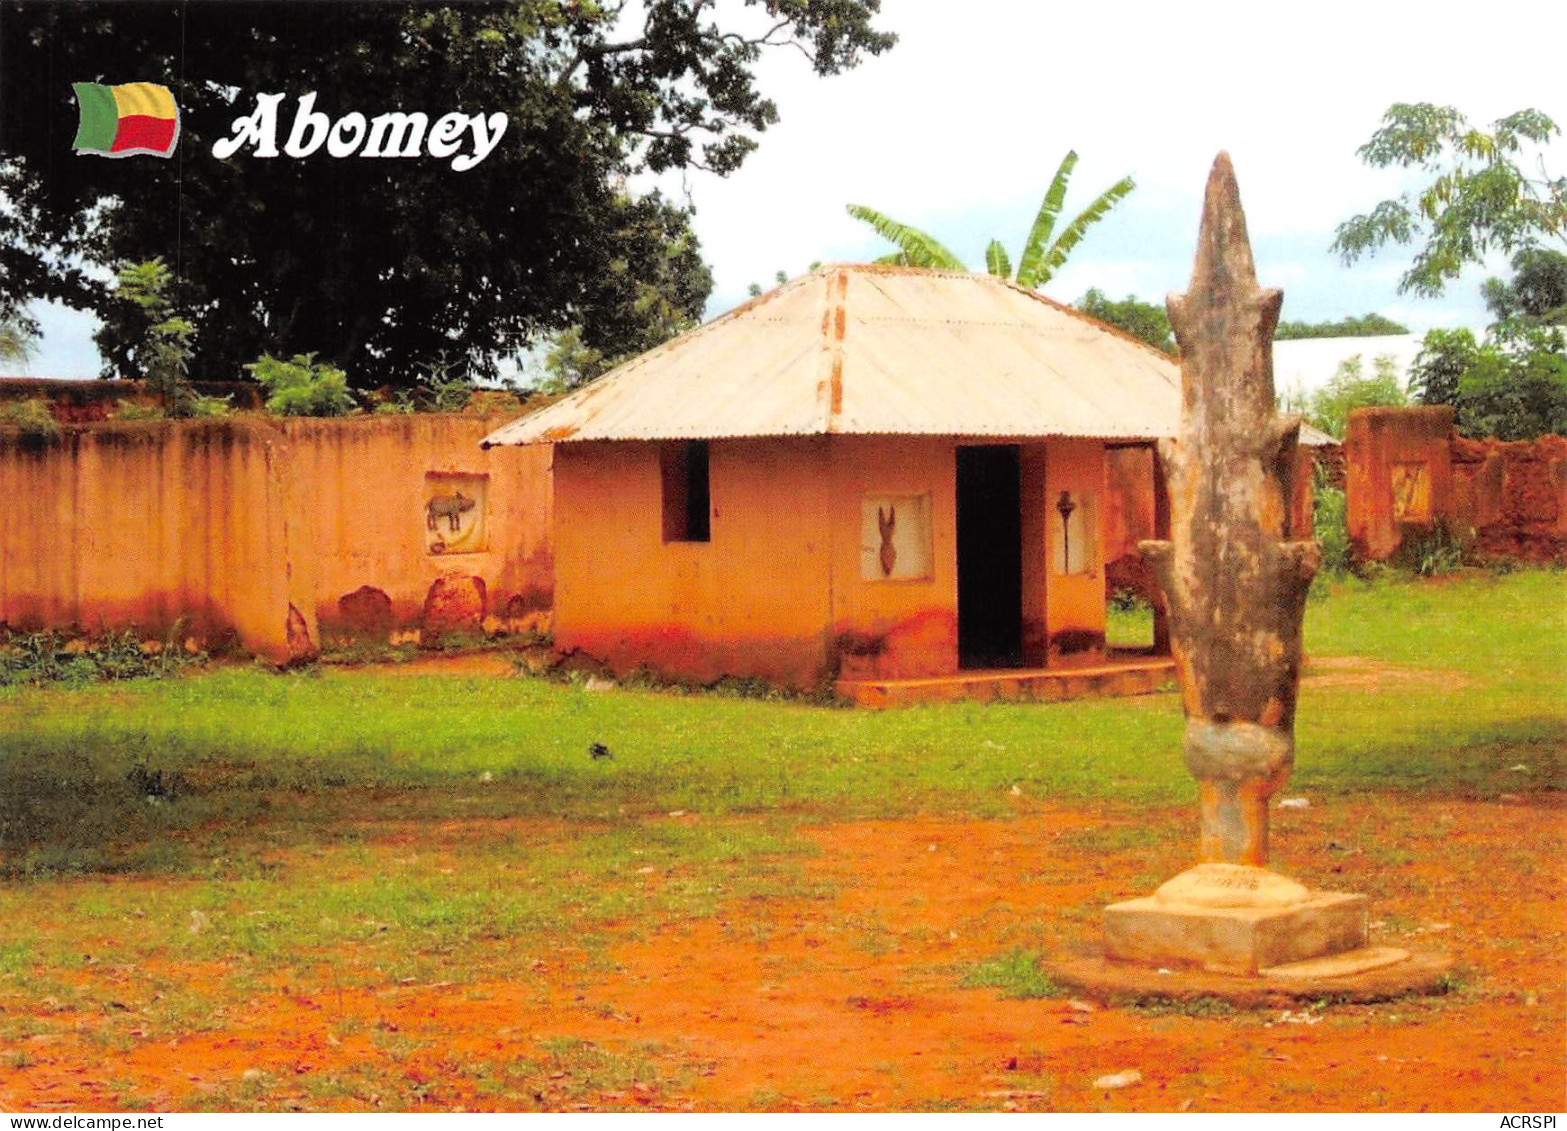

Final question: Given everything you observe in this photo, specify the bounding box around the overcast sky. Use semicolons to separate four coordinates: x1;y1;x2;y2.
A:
15;0;1564;381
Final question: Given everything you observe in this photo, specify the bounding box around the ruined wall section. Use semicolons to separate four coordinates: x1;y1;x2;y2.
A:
1345;406;1566;563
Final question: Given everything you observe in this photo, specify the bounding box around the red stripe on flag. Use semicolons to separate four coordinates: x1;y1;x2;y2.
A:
111;115;177;154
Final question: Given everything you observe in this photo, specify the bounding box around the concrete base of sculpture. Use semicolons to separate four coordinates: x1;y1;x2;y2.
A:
1046;948;1454;1007
1085;864;1451;1001
1104;863;1368;975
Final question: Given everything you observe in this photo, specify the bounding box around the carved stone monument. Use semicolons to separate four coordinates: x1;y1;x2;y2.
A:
1088;155;1446;991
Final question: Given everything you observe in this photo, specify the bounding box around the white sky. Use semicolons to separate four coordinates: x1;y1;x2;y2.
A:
14;0;1565;383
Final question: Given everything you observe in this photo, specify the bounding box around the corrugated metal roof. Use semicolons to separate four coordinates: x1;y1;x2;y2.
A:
484;265;1330;446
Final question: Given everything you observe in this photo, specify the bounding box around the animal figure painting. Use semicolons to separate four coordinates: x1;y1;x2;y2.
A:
425;474;488;554
861;494;931;581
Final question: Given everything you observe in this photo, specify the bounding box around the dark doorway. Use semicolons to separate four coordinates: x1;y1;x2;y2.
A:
956;445;1023;669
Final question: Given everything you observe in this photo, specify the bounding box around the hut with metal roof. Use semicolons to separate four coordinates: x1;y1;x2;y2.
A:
484;264;1313;704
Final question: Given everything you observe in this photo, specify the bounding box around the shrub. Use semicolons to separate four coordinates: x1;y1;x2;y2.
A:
1395;521;1466;577
247;352;356;416
0;397;60;438
1309;465;1351;595
1307;354;1408;438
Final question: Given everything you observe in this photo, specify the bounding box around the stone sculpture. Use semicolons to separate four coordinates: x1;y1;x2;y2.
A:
1140;153;1320;868
1097;155;1404;982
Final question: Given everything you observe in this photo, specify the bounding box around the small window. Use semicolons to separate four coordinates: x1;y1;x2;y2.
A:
661;440;711;542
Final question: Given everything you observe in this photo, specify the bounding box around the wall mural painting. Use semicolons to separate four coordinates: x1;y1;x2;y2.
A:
1390;461;1431;521
425;472;488;554
860;493;932;581
1052;490;1094;575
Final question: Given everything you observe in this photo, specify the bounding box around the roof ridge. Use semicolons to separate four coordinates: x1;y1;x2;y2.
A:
818;268;849;433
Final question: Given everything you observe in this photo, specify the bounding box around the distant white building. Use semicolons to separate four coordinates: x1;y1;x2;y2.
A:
1272;333;1430;399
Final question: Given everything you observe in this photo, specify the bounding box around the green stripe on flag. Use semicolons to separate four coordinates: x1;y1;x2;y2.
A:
72;82;118;152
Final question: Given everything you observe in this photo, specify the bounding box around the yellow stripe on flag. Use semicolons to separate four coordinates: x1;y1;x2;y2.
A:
110;83;176;121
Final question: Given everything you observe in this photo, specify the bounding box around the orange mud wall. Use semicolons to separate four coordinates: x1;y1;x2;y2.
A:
551;437;835;687
279;416;552;647
551;434;1116;690
1035;439;1109;666
0;416;551;663
1347;406;1567;562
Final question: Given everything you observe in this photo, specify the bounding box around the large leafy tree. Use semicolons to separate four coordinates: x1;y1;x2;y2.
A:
1408;254;1567;440
0;1;893;386
1481;247;1567;326
846;151;1134;290
1332;103;1566;297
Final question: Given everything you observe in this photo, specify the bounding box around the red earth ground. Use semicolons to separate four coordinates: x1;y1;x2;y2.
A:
3;796;1562;1113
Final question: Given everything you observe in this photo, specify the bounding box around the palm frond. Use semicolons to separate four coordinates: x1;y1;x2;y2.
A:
846;204;967;271
1014;150;1078;288
984;239;1012;278
1035;174;1136;287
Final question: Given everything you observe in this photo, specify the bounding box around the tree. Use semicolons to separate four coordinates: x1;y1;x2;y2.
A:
1074;289;1173;353
0;316;37;367
1305;354;1408;439
108;258;204;415
1274;313;1409;340
1332;103;1566;297
1449;325;1567;440
846;151;1134;289
1408;328;1479;406
1409;257;1567;440
1481;248;1567;325
0;2;894;387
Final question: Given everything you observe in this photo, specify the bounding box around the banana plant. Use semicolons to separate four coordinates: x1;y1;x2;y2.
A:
846;151;1135;290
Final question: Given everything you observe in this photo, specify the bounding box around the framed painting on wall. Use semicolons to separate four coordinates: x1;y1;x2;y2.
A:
861;493;932;581
425;472;488;554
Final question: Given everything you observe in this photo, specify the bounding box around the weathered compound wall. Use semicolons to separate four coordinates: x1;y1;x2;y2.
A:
1103;442;1318;604
0;414;552;662
1346;406;1567;563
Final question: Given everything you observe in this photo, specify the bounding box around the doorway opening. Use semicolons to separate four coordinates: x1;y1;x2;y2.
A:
956;444;1023;669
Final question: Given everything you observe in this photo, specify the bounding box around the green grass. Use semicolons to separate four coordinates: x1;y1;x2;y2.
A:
0;570;1561;1110
1106;600;1154;649
0;571;1561;882
961;948;1066;999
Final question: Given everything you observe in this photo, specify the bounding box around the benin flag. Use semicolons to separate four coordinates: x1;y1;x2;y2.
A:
72;82;179;158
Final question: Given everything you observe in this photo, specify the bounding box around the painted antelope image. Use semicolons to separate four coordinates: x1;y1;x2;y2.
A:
877;504;897;577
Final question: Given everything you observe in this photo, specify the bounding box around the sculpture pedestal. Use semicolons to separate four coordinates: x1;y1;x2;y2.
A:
1102;863;1371;975
1044;863;1450;1005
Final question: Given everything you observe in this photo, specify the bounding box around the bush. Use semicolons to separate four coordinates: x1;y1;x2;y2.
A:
1311;465;1352;584
0;397;60;438
1307;354;1408;438
1395;522;1466;577
247;352;356;416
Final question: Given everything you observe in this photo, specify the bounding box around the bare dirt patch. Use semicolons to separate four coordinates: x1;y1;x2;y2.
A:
4;800;1562;1112
1302;655;1476;692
